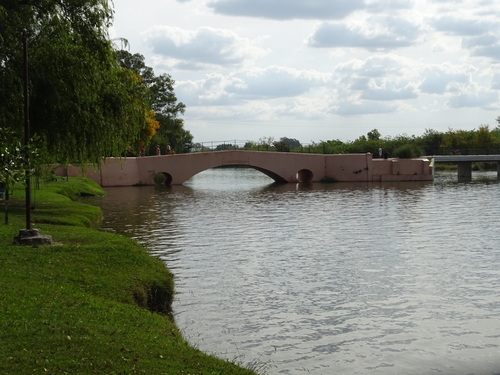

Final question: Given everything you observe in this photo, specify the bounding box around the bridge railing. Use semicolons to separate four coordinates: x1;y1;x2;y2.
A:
192;140;329;154
424;147;500;156
190;141;500;157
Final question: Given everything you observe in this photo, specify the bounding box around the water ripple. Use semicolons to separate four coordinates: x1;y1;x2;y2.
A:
94;169;500;375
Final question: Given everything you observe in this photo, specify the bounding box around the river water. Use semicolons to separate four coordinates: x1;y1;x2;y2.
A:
93;168;500;375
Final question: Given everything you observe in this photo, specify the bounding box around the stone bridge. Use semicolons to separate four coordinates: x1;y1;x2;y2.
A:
56;150;433;187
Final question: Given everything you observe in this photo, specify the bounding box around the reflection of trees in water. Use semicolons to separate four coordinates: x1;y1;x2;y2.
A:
93;185;193;238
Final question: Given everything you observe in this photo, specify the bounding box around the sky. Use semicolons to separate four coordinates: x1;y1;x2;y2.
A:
110;0;500;145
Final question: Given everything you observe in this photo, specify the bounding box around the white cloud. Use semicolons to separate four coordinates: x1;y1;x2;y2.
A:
226;66;329;98
429;15;500;61
177;75;235;105
143;26;267;69
112;0;500;142
177;67;330;105
207;0;365;20
447;90;499;110
468;41;500;60
365;0;414;13
430;17;492;36
333;100;397;116
325;56;420;115
419;66;469;94
491;74;500;90
308;16;420;50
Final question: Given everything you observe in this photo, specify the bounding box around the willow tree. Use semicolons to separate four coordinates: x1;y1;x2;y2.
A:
0;0;149;165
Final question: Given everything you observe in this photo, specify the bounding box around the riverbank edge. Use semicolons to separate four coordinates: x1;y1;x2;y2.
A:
0;177;258;374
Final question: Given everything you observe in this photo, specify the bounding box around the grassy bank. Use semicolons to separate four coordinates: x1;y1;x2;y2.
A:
0;178;258;375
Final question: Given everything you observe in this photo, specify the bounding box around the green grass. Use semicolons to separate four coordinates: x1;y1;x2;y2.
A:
0;177;259;375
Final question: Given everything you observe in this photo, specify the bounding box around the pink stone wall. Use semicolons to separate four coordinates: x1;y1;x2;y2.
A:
324;153;372;182
54;152;433;186
372;158;433;182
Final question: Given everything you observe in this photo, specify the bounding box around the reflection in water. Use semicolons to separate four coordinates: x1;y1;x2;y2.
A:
93;168;500;375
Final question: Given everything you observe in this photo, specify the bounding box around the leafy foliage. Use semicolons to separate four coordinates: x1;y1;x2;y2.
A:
367;128;381;140
473;125;495;150
0;127;28;195
299;126;500;157
0;1;150;164
214;142;238;151
0;127;41;223
0;128;40;191
116;50;192;155
392;143;424;159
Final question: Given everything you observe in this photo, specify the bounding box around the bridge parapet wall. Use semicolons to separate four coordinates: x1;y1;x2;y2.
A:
53;151;433;186
324;154;372;182
372;158;433;182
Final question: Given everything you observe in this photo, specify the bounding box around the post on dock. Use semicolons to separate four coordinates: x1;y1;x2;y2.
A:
457;162;472;182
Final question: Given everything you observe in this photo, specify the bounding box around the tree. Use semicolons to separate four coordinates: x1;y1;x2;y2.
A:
215;143;238;151
258;137;275;150
279;137;302;149
440;128;474;154
473;125;495;152
117;50;192;154
418;129;444;155
273;141;290;152
492;124;500;147
1;0;148;164
345;134;380;155
0;127;39;224
152;116;193;155
392;143;423;158
244;141;258;149
367;129;381;140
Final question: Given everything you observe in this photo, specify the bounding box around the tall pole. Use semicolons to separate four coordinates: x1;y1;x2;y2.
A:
23;30;31;230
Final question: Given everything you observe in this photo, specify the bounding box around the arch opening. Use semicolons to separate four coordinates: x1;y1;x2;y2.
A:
154;172;173;185
296;169;313;183
252;166;288;183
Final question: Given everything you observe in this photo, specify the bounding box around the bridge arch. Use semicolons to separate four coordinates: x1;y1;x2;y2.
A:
249;166;288;184
139;151;328;185
161;164;289;185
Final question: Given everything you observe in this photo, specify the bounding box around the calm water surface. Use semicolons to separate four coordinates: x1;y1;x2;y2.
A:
94;168;500;375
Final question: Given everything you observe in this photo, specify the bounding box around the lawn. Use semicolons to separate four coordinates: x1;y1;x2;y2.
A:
0;177;259;375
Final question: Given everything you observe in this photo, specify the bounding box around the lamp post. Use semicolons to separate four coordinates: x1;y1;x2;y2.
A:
13;31;51;245
23;29;31;230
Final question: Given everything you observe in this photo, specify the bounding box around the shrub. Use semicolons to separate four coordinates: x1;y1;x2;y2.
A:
392;143;424;158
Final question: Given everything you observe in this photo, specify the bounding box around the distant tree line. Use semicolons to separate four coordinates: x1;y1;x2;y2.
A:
310;124;500;158
210;123;500;158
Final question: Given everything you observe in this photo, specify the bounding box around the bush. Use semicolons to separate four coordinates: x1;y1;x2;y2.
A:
392;143;424;158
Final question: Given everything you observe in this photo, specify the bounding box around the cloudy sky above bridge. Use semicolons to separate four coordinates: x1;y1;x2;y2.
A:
111;0;500;144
